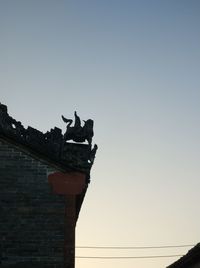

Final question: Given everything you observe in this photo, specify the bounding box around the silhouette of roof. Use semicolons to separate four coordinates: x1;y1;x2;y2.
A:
167;243;200;268
0;102;97;178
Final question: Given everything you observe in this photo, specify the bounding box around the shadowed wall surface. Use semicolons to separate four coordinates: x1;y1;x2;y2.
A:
0;138;66;267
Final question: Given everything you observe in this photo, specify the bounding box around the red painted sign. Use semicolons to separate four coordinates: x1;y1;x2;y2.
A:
48;172;86;195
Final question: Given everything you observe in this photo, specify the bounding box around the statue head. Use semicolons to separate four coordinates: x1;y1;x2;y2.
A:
84;119;93;130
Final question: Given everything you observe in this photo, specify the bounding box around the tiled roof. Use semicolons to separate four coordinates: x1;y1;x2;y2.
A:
167;243;200;268
0;103;97;178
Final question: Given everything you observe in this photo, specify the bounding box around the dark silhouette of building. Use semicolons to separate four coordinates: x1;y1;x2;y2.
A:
0;103;97;268
167;243;200;268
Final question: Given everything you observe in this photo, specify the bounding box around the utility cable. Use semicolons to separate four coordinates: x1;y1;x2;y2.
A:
76;244;194;249
76;254;183;259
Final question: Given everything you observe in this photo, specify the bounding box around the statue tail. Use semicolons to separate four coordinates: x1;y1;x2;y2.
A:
62;115;73;125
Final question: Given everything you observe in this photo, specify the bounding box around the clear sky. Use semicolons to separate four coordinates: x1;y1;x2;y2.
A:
1;1;200;267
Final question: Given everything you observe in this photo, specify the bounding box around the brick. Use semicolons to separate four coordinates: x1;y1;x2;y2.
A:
0;139;65;267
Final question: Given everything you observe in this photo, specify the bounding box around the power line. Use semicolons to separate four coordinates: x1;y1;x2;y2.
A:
76;254;183;259
76;244;194;249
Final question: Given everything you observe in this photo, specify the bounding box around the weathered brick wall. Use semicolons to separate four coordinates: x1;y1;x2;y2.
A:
0;138;65;267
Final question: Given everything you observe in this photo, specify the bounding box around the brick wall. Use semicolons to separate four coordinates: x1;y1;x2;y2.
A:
0;138;66;267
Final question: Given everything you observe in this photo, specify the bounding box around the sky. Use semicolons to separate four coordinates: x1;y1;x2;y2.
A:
0;0;200;267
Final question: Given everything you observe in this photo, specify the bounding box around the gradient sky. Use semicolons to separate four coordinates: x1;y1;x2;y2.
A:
1;1;200;267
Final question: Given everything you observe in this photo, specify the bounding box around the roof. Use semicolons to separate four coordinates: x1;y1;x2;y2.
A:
0;103;98;219
167;243;200;268
0;103;97;179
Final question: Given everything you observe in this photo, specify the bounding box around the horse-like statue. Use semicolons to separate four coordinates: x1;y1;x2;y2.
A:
62;111;94;145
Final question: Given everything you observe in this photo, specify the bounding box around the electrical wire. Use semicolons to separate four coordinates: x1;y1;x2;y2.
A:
75;244;193;259
76;244;194;249
76;254;183;259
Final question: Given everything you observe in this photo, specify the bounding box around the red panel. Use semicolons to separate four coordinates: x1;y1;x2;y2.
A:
48;172;86;195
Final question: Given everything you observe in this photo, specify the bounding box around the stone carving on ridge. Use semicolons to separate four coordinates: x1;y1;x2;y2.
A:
62;111;94;145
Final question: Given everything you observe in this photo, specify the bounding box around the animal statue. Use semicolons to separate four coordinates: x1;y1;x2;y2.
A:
62;111;94;145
